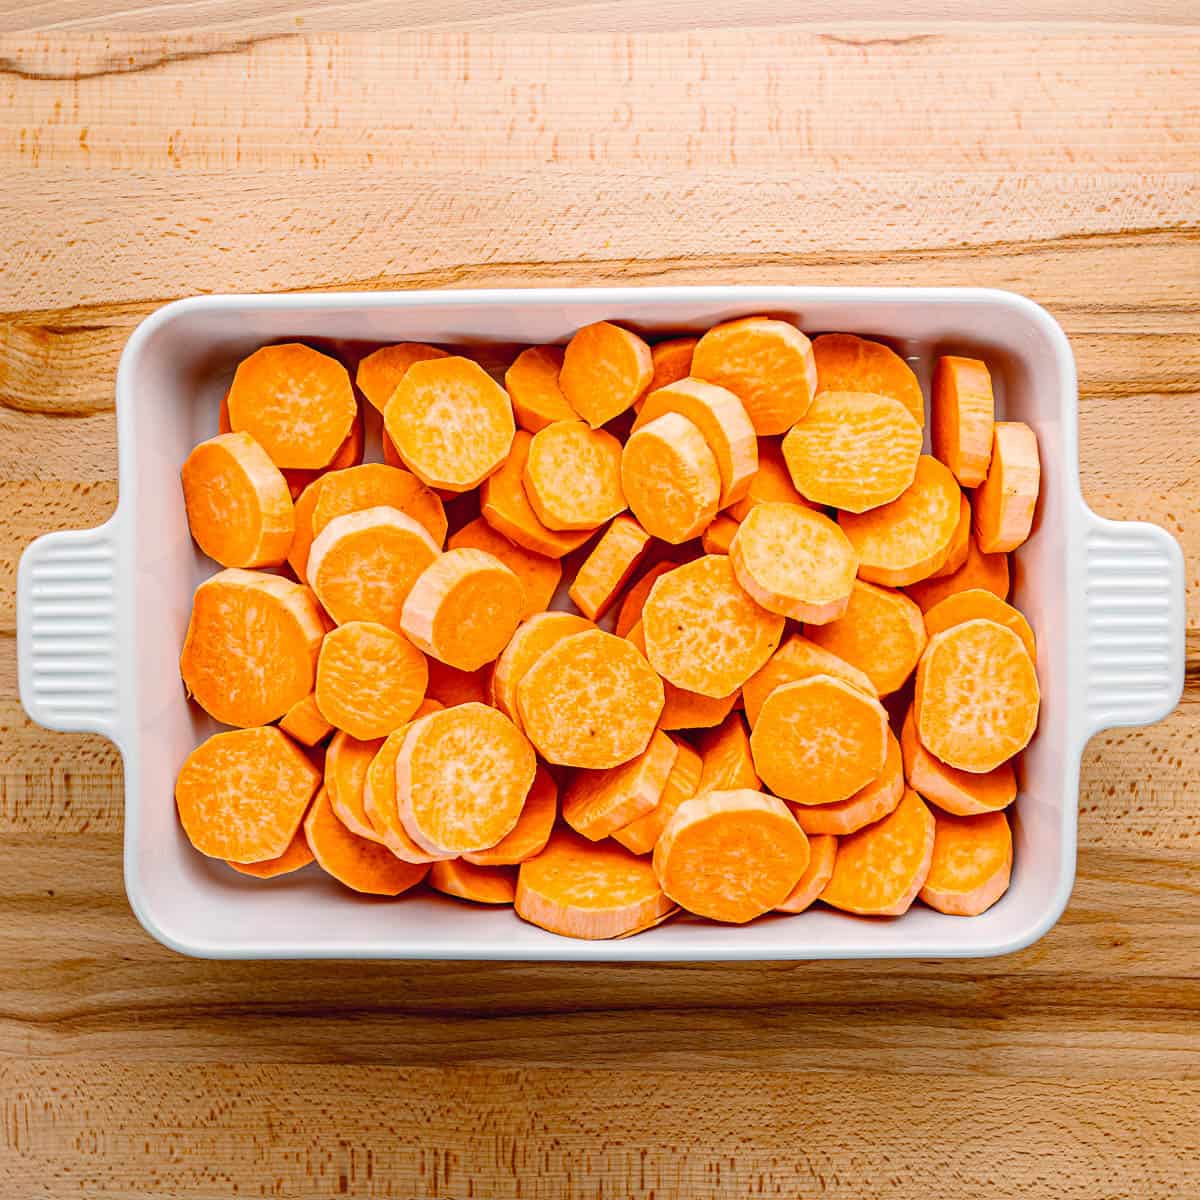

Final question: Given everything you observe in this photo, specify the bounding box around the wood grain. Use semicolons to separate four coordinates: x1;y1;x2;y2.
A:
0;16;1197;1200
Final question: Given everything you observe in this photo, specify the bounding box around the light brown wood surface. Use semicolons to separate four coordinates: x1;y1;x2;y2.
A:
1;10;1198;1199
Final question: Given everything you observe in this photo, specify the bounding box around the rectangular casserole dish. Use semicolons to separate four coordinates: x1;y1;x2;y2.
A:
16;286;1186;959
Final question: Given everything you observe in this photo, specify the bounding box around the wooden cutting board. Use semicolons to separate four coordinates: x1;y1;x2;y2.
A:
1;7;1197;1198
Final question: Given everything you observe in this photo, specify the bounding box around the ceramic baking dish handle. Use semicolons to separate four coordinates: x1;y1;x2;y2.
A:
16;517;126;740
1082;507;1186;738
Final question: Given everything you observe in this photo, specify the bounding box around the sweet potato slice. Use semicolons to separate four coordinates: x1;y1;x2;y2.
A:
781;391;922;512
614;560;677;639
383;356;515;492
176;726;321;862
776;833;838;914
490;611;594;722
726;439;819;521
839;455;962;587
900;708;1017;816
915;618;1039;773
181;432;294;568
524;420;626;531
730;501;858;623
820;787;935;916
924;588;1035;663
701;514;739;555
691;317;817;435
750;675;889;805
974;421;1040;553
286;476;325;583
805;580;927;696
356;342;449;413
228;343;357;469
278;692;333;747
642;555;784;698
621;412;721;543
932;356;994;487
927;493;971;579
695;712;760;793
742;633;876;728
644;336;698;400
463;764;558;866
505;345;576;432
227;825;316;878
906;533;1010;611
480;430;593;558
429;859;518;905
559;321;653;427
312;463;447;547
278;404;365;500
304;787;429;896
517;628;664;768
449;516;562;620
515;829;673;939
400;548;526;671
611;739;702;856
180;568;325;726
653;790;809;923
792;728;903;836
811;333;924;427
633;378;757;507
563;729;679;841
919;809;1013;916
396;703;537;855
326;730;387;842
626;621;738;731
424;659;490;709
568;516;652;620
315;620;428;740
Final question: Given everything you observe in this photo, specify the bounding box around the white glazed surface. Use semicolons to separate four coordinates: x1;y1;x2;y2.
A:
16;287;1186;959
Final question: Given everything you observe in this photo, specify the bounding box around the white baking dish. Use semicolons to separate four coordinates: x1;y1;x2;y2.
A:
16;287;1185;959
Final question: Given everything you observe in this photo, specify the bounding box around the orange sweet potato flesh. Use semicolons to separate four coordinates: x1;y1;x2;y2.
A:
924;588;1036;663
463;764;558;866
812;333;924;427
563;729;679;840
326;730;388;842
614;561;677;639
425;659;491;709
900;708;1016;816
695;712;760;794
932;356;994;487
653;789;809;923
491;611;594;722
228;343;357;469
524;420;626;531
429;859;518;905
279;405;365;499
518;628;664;769
642;555;784;698
612;739;702;856
792;728;904;836
927;493;971;580
356;343;449;413
278;692;333;747
176;726;321;862
750;675;889;805
839;455;962;587
516;828;674;939
973;421;1040;554
286;476;326;583
315;620;428;740
702;514;739;555
480;430;594;558
776;833;838;914
820;787;935;916
726;440;818;522
906;533;1009;611
626;621;738;731
384;356;515;492
304;787;430;896
805;580;927;696
449;517;562;620
781;391;922;512
568;516;651;621
730;501;858;624
505;345;576;432
181;432;295;568
400;548;526;672
914;618;1039;773
692;317;817;436
643;337;698;401
227;825;316;878
312;463;447;547
559;321;654;428
918;809;1013;916
742;633;877;728
180;568;325;727
396;703;537;855
621;412;721;544
308;506;440;632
